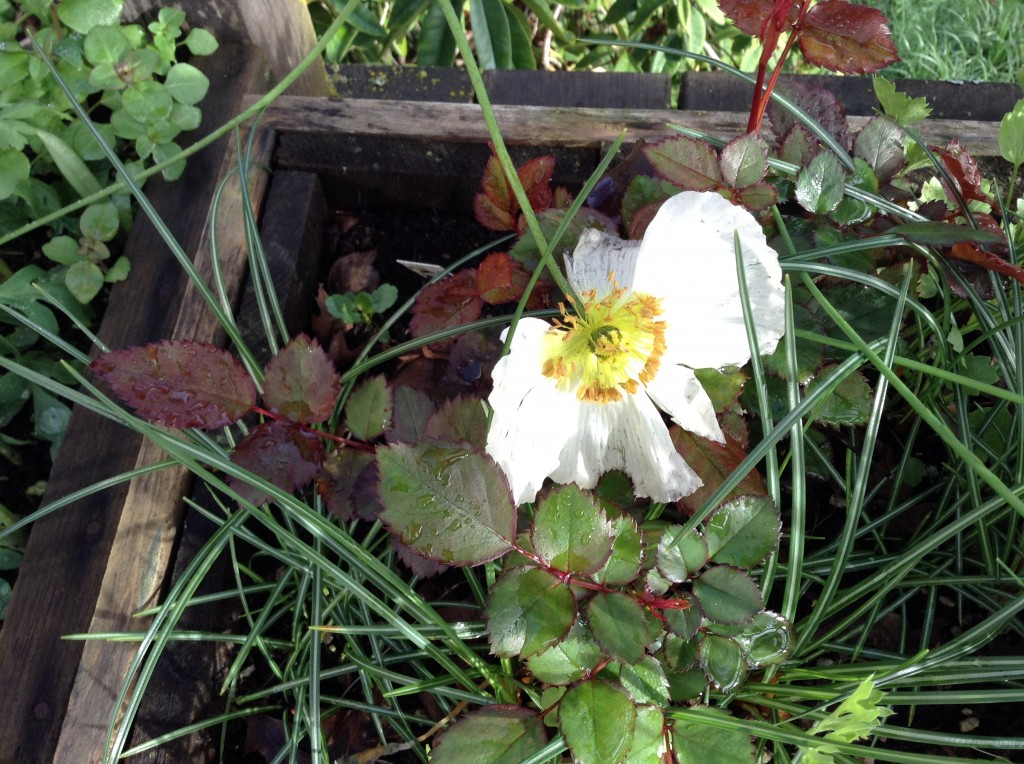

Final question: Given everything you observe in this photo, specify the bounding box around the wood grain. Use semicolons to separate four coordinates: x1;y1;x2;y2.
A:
0;46;268;764
250;96;1007;157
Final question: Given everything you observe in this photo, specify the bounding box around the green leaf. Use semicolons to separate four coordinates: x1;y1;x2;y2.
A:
57;0;121;34
592;514;643;586
164;62;210;105
104;255;130;283
264;335;341;425
152;141;185;181
1000;99;1024;167
169;103;202;132
719;132;769;189
432;706;547;764
423;394;487;447
416;0;460;67
656;525;708;583
664;594;702;639
704;496;780;567
487;567;576;657
559;680;637;764
623;706;666;764
42;236;80;266
83;24;130;65
378;443;515;565
796;151;845;215
35;129;101;198
0;149;30;200
662;633;699;671
619;656;670;706
526;621;603;685
693;367;747;412
698;634;747;691
873;76;931;127
674;706;755;764
734;610;793;667
691;565;762;625
887;221;1004;247
344;374;393;439
122;80;174;123
532;485;614;575
853;118;904;182
183;27;219;56
643;136;722;191
806;366;872;426
470;0;512;69
65;260;105;303
587;592;650;664
31;385;71;449
80;202;119;242
803;676;894;764
505;4;536;69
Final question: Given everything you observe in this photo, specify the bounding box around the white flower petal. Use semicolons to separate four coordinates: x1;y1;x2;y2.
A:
566;229;641;296
548;392;702;502
486;318;581;504
632;191;785;369
645;363;725;444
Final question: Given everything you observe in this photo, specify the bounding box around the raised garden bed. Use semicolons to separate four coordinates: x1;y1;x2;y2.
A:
1;29;1022;764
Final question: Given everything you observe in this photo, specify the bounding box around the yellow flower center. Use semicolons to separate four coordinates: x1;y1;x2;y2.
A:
541;278;666;403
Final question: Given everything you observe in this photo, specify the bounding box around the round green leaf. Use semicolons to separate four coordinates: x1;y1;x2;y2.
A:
560;680;637;764
592;514;643;585
84;24;130;65
170;103;202;132
999;101;1024;166
486;567;576;658
704;496;780;567
80;202;119;242
164;62;210;105
65;260;104;303
796;151;846;215
656;524;708;583
673;706;755;764
57;0;121;34
526;621;602;685
153;141;186;181
698;634;747;692
184;27;219;57
735;610;794;667
720;132;769;188
691;565;762;625
586;592;650;665
344;374;393;439
264;335;341;425
619;656;669;706
532;485;613;575
42;236;81;266
432;706;547;764
104;255;130;283
122;80;174;123
623;706;665;763
378;443;515;565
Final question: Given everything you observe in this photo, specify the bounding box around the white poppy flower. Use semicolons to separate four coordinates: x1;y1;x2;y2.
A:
486;190;786;505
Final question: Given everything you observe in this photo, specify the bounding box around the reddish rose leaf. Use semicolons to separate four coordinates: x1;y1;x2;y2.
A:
949;243;1024;286
262;334;340;425
90;340;256;429
318;446;377;521
936;140;991;204
393;538;451;578
473;191;517;232
476;251;530;305
230;420;324;505
769;80;851;152
478;153;512;214
643;136;722;191
799;0;899;74
424;394;488;447
518;154;555;213
409;269;484;346
719;0;801;37
671;426;767;513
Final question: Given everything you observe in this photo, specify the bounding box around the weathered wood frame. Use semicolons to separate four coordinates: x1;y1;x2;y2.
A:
0;12;1013;760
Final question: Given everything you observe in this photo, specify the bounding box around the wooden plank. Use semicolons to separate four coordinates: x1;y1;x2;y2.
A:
0;46;269;764
483;70;671;109
123;173;328;761
123;0;328;96
51;127;277;764
330;64;474;102
249;96;1008;157
680;71;1024;121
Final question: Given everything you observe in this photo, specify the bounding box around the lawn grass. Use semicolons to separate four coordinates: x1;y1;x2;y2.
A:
863;0;1024;83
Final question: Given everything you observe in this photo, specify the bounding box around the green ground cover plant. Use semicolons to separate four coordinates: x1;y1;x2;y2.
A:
2;0;1024;761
